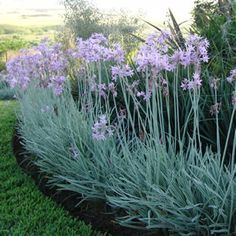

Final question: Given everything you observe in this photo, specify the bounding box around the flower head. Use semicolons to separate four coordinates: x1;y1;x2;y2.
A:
226;69;236;84
135;31;172;73
210;102;221;116
111;64;134;81
75;33;125;63
92;115;114;141
6;39;68;95
181;73;202;91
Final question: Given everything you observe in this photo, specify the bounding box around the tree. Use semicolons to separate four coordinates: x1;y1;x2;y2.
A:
62;0;143;52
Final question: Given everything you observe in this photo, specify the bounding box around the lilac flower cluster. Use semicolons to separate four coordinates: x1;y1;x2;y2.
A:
135;31;209;73
74;33;125;63
48;75;67;95
226;69;236;83
209;78;220;90
181;72;202;91
210;102;221;116
111;64;134;81
135;31;172;73
226;69;236;107
6;51;37;90
6;32;211;99
108;82;118;97
92;114;114;141
6;39;68;95
89;75;117;97
136;91;152;101
182;34;209;66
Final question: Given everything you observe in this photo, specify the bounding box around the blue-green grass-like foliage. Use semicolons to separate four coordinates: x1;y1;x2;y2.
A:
18;79;236;235
0;80;16;100
0;100;106;236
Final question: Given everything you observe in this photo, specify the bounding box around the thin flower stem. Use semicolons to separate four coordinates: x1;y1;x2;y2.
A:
214;88;221;156
222;107;236;163
175;66;181;148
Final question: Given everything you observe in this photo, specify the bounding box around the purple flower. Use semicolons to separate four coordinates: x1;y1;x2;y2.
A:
210;102;221;116
108;82;117;97
111;64;134;81
48;76;67;95
92;114;114;141
144;92;152;100
226;69;236;83
110;44;125;64
181;78;190;91
6;39;68;95
181;73;202;91
171;50;184;67
135;32;208;73
137;91;152;100
97;83;107;97
135;32;173;73
192;72;202;88
137;91;145;97
182;34;209;66
75;33;125;63
209;78;220;90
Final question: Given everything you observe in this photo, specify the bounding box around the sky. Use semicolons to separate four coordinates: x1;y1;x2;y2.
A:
0;0;195;26
94;0;195;24
0;0;63;9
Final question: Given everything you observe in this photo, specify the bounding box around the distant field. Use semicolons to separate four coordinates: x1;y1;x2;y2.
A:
0;9;65;65
0;24;63;64
0;24;62;41
0;8;64;26
0;7;64;43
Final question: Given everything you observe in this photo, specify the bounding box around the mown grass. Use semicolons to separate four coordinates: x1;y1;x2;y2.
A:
0;100;106;236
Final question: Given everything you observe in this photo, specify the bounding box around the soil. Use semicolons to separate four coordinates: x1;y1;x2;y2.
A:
12;127;164;236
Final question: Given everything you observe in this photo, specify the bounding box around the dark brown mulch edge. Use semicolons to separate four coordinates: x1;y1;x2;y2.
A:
12;127;164;236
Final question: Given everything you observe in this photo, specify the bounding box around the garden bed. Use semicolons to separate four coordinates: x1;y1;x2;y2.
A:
0;100;105;235
8;31;236;235
12;126;161;236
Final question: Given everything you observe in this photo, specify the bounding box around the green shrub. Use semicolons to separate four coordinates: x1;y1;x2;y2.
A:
0;61;5;71
0;80;16;100
192;0;236;77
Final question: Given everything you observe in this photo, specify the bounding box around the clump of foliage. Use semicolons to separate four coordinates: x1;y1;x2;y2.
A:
0;74;16;100
0;61;5;72
0;101;105;236
8;31;236;235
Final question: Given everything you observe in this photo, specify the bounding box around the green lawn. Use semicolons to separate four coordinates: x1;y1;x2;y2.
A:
0;100;106;236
